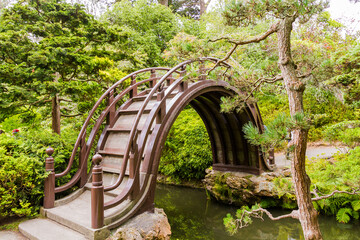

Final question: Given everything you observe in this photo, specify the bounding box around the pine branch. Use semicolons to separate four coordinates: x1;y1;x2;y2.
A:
234;207;299;229
61;113;83;117
312;189;360;201
243;75;283;102
208;21;280;73
58;98;73;102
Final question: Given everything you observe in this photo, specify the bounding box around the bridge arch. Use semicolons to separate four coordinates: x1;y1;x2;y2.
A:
43;58;275;236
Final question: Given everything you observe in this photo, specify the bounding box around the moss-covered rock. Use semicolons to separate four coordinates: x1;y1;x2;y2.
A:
203;168;297;209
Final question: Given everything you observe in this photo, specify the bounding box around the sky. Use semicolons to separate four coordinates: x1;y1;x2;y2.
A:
208;0;360;32
327;0;360;32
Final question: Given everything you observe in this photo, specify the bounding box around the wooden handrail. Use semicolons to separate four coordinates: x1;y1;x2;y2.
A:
103;58;232;208
54;67;174;193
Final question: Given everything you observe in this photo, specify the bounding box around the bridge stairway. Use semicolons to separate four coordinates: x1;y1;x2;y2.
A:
19;88;179;240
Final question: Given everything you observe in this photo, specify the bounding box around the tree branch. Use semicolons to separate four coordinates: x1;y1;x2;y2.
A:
58;98;73;102
208;21;280;73
245;208;299;221
312;189;360;201
243;75;283;102
61;113;83;117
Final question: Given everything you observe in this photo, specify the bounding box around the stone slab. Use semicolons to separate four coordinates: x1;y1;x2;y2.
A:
19;219;87;240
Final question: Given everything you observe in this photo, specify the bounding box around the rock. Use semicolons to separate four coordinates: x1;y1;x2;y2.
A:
109;208;171;240
225;175;253;190
204;168;296;208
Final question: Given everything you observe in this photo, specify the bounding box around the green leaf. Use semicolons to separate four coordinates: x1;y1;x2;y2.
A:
351;200;360;211
336;208;352;223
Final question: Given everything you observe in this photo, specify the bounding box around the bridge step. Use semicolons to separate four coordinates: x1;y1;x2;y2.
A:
43;190;130;239
113;113;149;129
19;218;87;240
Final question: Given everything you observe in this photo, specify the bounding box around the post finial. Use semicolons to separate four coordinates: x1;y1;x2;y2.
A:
46;147;54;156
92;153;103;165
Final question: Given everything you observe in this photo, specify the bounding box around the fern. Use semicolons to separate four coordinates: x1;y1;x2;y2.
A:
351;200;360;211
336;208;352;223
352;210;359;220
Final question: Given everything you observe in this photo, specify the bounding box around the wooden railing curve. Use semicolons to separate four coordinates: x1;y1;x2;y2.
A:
102;58;234;209
54;67;179;193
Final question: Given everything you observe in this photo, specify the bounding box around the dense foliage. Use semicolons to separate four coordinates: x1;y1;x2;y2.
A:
0;115;78;218
308;148;360;223
0;0;359;227
0;0;126;124
159;107;212;181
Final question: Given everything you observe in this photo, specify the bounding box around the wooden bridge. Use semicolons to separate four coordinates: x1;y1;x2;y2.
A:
19;58;275;240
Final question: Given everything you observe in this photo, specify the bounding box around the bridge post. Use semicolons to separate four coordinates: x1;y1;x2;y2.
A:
129;140;140;200
44;147;55;209
130;75;137;98
166;73;173;86
156;88;166;124
199;62;206;81
107;89;115;127
150;69;157;88
78;131;87;187
91;153;104;229
179;65;188;91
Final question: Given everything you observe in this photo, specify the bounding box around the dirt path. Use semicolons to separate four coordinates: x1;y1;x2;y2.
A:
274;144;348;168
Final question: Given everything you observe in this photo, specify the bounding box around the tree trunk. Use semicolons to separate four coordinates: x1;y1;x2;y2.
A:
277;17;323;240
52;94;61;135
200;0;206;16
52;73;61;135
159;0;168;6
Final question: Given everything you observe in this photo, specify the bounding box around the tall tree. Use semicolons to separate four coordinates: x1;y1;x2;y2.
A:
208;1;329;239
166;0;212;19
0;0;125;133
104;0;179;67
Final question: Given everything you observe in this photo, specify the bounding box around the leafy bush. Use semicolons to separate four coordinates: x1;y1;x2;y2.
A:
307;147;360;223
0;125;78;218
324;120;360;147
159;106;212;181
0;147;47;218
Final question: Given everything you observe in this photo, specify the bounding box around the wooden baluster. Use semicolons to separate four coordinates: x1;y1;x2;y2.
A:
199;62;206;81
129;136;140;200
44;147;55;209
166;73;173;86
107;89;115;127
91;153;104;229
156;87;166;124
78;131;87;187
130;75;137;98
268;149;275;165
150;69;156;88
179;65;188;92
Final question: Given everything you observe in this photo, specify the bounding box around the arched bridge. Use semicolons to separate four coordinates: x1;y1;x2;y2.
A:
38;58;275;239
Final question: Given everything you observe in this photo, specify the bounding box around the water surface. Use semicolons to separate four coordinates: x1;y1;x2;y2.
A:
155;184;360;240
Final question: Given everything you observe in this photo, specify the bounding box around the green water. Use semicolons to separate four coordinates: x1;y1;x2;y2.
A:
154;184;360;240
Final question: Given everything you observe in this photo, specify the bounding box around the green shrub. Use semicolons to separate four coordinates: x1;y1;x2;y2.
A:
324;120;360;147
0;126;78;218
307;147;360;223
159;106;212;181
0;147;47;218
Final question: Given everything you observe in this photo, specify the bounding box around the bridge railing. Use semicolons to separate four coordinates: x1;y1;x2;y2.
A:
43;67;179;207
101;58;235;211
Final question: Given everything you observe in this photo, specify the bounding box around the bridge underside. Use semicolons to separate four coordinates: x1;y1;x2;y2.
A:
190;92;260;174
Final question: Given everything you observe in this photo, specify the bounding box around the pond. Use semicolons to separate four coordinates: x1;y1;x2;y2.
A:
154;184;360;240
